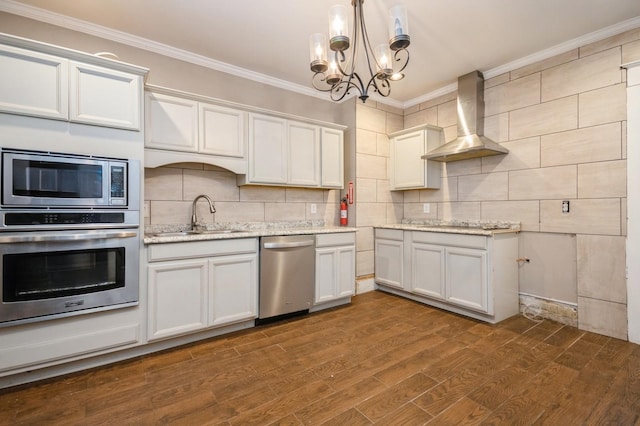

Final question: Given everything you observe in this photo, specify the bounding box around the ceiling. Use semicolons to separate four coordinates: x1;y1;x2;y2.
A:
3;0;640;107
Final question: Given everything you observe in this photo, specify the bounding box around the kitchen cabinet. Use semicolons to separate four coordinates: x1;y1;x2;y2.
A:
376;228;518;323
69;61;141;130
0;309;140;376
389;124;444;190
238;112;344;189
314;233;356;307
144;88;247;174
0;41;145;130
374;228;404;290
146;238;258;341
320;127;345;188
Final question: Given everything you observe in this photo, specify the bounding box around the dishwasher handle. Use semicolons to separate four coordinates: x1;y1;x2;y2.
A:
263;240;315;249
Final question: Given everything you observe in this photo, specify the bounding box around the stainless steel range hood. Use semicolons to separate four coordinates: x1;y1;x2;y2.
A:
423;70;508;162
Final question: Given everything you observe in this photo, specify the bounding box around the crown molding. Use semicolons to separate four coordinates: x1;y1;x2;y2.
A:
3;0;640;111
0;0;334;102
402;15;640;109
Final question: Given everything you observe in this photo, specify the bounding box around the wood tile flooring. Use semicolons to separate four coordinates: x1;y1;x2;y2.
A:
2;291;640;425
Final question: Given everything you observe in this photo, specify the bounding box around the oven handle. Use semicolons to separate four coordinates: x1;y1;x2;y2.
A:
0;230;138;243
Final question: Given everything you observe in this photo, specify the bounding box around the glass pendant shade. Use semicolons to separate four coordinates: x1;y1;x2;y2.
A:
374;44;393;77
388;4;410;50
309;33;328;72
328;4;350;51
326;60;341;85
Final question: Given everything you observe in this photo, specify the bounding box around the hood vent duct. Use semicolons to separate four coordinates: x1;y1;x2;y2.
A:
423;70;508;162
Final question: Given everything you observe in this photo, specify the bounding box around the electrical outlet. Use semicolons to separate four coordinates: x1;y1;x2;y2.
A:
310;203;317;214
562;200;570;213
423;203;430;213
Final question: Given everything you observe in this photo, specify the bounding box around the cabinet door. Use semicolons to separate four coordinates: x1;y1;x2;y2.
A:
199;103;246;158
410;242;445;299
321;127;344;188
445;247;488;312
147;259;208;341
69;61;141;130
374;238;404;289
209;253;258;326
390;130;425;189
288;121;320;186
315;245;355;304
145;92;198;152
336;245;356;298
316;246;339;304
248;113;287;184
0;44;68;120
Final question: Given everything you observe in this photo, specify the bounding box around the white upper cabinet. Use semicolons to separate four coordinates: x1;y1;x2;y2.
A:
320;127;344;188
239;112;344;189
69;61;141;130
0;40;145;130
144;88;248;174
199;103;246;158
389;124;444;190
0;45;68;120
246;113;288;184
288;121;321;186
145;92;199;152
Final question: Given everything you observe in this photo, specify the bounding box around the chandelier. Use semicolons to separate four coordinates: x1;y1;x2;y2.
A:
309;0;410;103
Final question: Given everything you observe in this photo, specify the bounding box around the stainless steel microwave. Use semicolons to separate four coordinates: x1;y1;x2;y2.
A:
1;148;139;209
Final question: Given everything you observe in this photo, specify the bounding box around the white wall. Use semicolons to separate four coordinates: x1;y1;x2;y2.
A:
626;63;640;343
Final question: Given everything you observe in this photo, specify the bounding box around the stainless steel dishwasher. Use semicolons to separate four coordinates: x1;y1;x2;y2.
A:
258;234;316;322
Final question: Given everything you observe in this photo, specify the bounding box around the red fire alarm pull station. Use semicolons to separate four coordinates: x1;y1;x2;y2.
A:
348;181;354;204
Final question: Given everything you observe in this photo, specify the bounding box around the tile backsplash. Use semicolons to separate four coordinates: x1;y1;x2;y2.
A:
144;163;341;226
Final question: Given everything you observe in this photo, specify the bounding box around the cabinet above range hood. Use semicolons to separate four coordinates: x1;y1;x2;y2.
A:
423;70;508;162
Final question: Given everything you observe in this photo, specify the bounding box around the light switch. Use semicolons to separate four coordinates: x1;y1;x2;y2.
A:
310;203;317;214
423;203;430;213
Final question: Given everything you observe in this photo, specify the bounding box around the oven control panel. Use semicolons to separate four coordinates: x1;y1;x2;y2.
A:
4;212;125;226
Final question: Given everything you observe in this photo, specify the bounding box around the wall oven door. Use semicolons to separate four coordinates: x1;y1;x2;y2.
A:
0;228;139;326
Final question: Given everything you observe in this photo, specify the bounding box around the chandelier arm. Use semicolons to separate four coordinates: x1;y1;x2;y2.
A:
393;48;410;73
357;0;382;81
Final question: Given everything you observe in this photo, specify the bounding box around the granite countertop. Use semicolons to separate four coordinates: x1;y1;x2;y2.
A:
143;220;357;244
376;220;521;236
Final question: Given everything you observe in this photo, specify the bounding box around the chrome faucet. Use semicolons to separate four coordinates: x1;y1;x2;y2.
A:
191;194;216;230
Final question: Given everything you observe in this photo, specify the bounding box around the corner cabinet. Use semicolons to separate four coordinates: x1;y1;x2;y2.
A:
144;89;248;174
0;40;146;130
146;238;258;341
375;228;519;324
313;232;356;310
237;112;344;189
389;124;444;190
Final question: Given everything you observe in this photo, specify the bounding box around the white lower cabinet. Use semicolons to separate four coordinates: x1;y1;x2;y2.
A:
374;229;405;290
376;228;518;323
314;233;356;306
147;238;258;341
147;259;209;340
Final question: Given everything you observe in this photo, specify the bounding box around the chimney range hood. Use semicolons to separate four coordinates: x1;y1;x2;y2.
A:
423;70;508;162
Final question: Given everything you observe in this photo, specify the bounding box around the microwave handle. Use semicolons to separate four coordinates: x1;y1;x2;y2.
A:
0;230;138;243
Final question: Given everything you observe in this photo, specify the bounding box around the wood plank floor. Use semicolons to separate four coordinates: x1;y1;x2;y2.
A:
2;290;640;425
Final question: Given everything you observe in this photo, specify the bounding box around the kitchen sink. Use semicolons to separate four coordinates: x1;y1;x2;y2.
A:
149;229;243;237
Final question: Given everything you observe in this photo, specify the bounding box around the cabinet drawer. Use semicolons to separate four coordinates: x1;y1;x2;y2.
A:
375;228;404;241
410;231;487;249
148;238;258;262
316;232;355;247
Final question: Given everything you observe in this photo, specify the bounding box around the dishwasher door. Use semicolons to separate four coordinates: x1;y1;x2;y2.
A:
259;235;315;319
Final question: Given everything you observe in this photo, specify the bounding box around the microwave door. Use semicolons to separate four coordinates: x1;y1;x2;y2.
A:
2;153;107;207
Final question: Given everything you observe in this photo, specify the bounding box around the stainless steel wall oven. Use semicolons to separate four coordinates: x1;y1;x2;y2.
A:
0;148;141;327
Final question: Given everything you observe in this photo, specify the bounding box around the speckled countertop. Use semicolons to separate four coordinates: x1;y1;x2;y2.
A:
144;220;357;244
376;219;520;236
